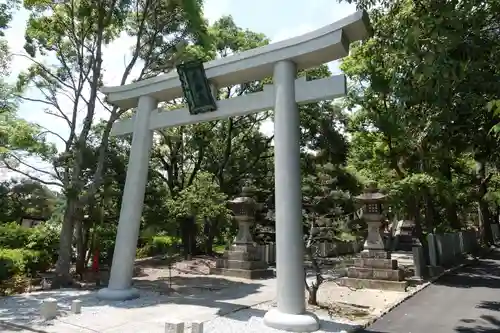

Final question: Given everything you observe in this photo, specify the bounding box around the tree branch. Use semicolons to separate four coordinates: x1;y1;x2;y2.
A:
1;157;63;188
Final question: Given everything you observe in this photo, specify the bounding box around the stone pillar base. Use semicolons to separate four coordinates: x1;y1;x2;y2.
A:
210;244;274;279
96;287;140;301
263;308;319;332
337;250;408;292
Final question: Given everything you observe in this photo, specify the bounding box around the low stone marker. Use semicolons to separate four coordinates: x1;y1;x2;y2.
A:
191;321;203;333
165;320;184;333
165;320;204;333
40;298;57;320
71;300;82;314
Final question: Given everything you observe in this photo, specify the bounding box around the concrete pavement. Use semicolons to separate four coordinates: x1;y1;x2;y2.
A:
361;248;500;333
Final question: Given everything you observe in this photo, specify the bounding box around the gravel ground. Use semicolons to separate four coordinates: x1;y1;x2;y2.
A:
202;302;359;333
0;255;411;333
0;289;361;333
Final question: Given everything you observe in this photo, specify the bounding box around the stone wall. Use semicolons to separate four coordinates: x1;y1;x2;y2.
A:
255;240;362;265
426;229;479;267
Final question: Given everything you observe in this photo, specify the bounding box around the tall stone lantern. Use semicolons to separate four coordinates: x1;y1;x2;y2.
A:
229;186;257;247
210;186;273;279
355;183;387;251
338;182;408;291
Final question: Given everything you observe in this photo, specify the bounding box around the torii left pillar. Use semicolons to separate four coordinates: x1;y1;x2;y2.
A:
97;95;157;300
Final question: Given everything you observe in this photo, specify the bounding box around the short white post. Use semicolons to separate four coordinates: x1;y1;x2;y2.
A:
263;60;319;332
40;298;57;320
97;95;157;301
71;300;82;314
191;320;204;333
165;320;184;333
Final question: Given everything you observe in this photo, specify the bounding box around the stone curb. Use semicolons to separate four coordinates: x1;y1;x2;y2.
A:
346;245;496;333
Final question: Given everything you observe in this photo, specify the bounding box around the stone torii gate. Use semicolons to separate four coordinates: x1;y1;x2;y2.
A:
97;11;371;332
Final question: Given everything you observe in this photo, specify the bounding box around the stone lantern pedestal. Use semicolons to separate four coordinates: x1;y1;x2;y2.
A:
338;184;408;291
210;188;273;279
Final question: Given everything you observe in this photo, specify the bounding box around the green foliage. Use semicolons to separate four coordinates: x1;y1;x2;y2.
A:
488;100;500;135
341;0;500;240
0;222;32;248
167;172;230;221
0;222;59;262
0;0;18;37
0;179;59;223
138;235;181;257
0;248;51;280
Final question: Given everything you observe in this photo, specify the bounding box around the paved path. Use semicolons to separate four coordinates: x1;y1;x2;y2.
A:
361;248;500;333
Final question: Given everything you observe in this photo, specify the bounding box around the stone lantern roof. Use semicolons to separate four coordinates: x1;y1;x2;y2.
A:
229;186;255;204
354;182;387;203
228;186;257;217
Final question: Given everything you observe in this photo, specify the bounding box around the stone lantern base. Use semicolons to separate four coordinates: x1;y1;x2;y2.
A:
210;244;274;279
337;250;408;291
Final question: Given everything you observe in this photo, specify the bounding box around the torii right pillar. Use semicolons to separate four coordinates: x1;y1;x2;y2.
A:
263;60;320;332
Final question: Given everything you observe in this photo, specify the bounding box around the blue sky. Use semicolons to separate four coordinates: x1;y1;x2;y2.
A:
2;0;356;181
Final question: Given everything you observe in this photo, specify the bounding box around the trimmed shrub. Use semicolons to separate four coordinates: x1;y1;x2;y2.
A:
0;248;52;280
138;235;181;257
0;222;59;261
0;274;30;296
0;222;31;248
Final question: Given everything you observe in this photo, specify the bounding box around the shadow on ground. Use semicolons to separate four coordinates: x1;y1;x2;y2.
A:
433;251;500;290
203;306;360;333
454;300;500;333
0;275;266;327
437;251;500;332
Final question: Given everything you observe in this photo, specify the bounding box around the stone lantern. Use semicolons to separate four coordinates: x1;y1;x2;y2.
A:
228;186;257;246
337;182;408;291
354;182;387;251
210;186;273;279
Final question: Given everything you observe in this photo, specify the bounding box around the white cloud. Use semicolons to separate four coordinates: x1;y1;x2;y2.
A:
203;0;230;24
271;24;315;43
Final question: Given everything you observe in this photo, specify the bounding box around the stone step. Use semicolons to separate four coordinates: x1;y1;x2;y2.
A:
347;267;404;281
216;259;269;270
337;277;408;292
353;258;398;270
225;251;261;261
210;267;275;280
360;250;391;259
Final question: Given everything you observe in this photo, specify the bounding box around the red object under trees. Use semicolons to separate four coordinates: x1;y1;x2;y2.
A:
92;250;100;272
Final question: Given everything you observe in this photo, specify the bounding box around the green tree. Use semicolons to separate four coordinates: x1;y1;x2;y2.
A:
341;0;500;243
11;0;208;285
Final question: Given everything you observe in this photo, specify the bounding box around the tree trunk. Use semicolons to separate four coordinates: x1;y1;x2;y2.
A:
181;216;197;259
53;198;78;288
75;218;86;276
441;160;460;229
75;218;92;276
204;217;219;255
307;285;318;305
423;191;436;231
476;159;493;245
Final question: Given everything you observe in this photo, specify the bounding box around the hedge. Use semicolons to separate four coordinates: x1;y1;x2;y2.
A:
0;248;52;281
0;222;59;262
0;222;59;291
137;235;181;257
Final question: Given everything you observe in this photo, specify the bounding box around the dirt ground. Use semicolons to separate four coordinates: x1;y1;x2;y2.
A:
132;255;237;295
